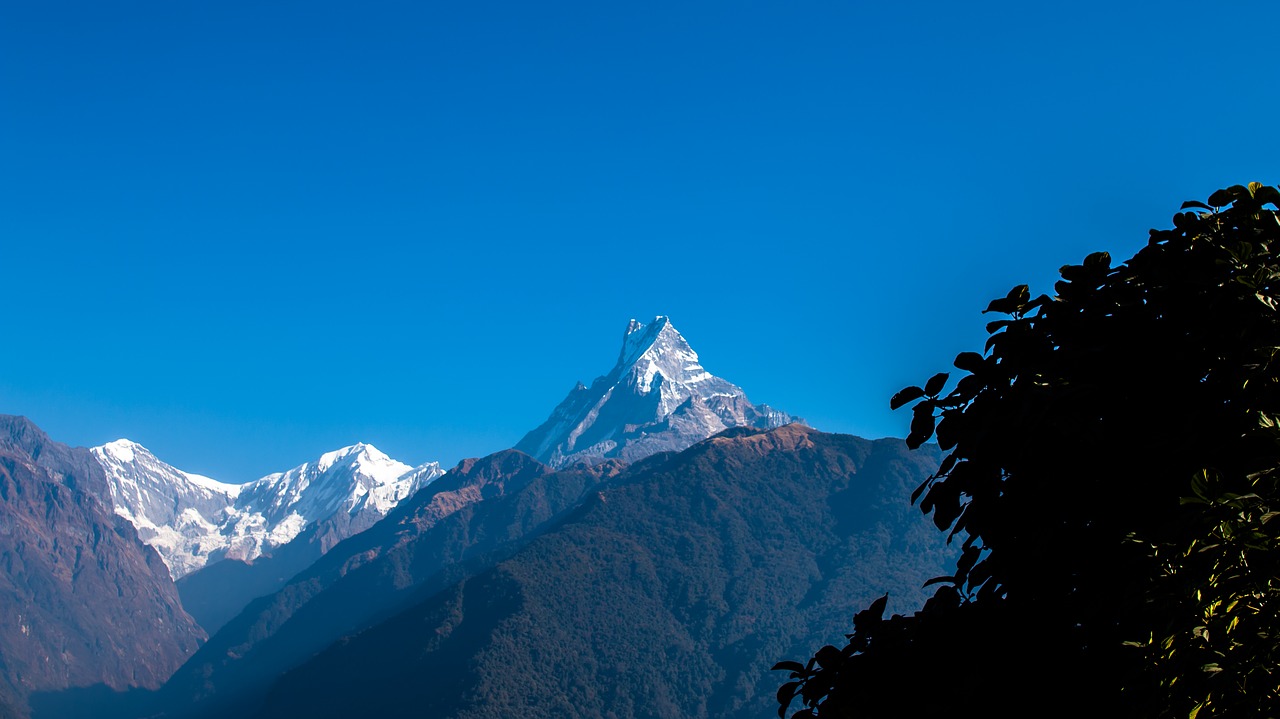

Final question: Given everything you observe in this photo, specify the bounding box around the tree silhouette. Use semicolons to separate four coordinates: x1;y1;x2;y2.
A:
777;184;1280;718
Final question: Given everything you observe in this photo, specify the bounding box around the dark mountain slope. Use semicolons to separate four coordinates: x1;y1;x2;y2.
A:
175;502;387;635
0;417;204;717
255;425;949;719
94;450;625;719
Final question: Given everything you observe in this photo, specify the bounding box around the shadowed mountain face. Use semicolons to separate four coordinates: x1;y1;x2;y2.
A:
173;501;390;636
67;450;625;719
91;440;444;635
62;424;950;719
0;416;204;718
516;317;800;468
251;425;950;719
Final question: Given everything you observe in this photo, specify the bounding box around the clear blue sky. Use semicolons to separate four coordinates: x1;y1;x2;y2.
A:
2;1;1277;481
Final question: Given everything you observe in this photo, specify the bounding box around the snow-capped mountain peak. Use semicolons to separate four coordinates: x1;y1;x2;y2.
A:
515;316;802;468
614;316;716;398
234;442;417;528
91;440;442;579
99;437;139;463
97;438;241;498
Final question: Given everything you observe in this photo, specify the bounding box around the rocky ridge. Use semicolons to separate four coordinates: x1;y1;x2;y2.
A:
0;416;204;717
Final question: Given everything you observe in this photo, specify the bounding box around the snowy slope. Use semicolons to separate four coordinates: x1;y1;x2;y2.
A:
515;316;801;468
92;440;243;579
92;441;443;578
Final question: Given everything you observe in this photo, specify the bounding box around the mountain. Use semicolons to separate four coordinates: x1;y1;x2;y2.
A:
0;416;204;718
58;450;624;719
249;426;951;719
516;316;800;468
225;444;430;552
90;440;243;579
175;458;447;636
55;425;950;719
93;441;441;579
92;440;444;633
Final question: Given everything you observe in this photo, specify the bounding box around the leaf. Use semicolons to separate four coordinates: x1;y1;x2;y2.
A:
934;502;960;531
924;372;949;397
1255;185;1280;208
922;575;957;588
890;386;925;410
955;544;981;577
853;595;889;633
1059;264;1088;282
1181;200;1212;211
1208;188;1233;207
967;558;993;589
955;375;983;399
911;477;932;504
814;645;844;669
986;285;1028;313
983;297;1014;314
777;681;801;715
929;479;962;530
935;416;958;450
909;411;936;446
1084;251;1111;271
936;453;958;477
772;661;805;673
954;352;985;372
866;593;888;620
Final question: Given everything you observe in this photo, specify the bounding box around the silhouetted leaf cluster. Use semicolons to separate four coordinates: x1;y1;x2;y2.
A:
779;184;1280;718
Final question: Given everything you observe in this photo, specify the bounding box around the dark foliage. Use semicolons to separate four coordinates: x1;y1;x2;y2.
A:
778;184;1280;718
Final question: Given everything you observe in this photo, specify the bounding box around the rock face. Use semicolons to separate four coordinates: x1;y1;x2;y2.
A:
91;441;443;580
0;416;204;717
516;316;800;468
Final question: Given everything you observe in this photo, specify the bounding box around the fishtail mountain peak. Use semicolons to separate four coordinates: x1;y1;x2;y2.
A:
516;316;802;468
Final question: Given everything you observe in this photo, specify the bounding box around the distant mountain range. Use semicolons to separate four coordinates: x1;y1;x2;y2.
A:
91;316;790;584
82;317;801;634
39;425;949;719
91;439;443;580
87;439;443;634
5;316;953;719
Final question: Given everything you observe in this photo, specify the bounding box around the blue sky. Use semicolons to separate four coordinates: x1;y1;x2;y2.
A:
2;1;1278;481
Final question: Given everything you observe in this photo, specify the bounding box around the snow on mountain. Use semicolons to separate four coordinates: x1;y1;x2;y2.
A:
91;440;244;579
515;316;801;468
91;441;444;579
